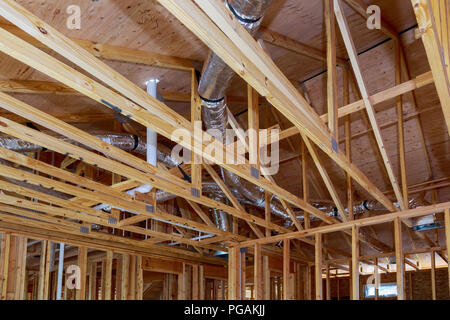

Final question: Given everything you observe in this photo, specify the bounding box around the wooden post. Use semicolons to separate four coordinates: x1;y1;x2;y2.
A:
136;255;143;300
431;251;436;300
283;239;290;300
306;264;312;300
192;264;199;300
315;234;323;300
178;263;186;300
14;236;27;300
254;243;263;300
76;246;87;300
104;250;113;300
128;255;136;300
374;258;379;300
326;263;331;300
199;266;205;300
0;233;10;300
263;255;270;300
445;209;450;294
89;262;97;300
352;225;360;300
394;218;404;300
228;247;241;300
121;254;129;300
115;257;122;300
241;250;246;300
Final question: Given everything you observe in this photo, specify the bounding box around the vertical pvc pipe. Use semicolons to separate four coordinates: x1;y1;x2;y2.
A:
56;243;65;300
146;79;159;168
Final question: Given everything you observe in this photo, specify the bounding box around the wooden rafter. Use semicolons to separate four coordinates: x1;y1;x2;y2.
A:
160;0;396;214
334;0;405;209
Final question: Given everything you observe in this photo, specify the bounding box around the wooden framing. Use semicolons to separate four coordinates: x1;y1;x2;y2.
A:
351;225;360;300
0;0;447;302
315;234;323;300
334;0;405;209
412;0;450;133
394;218;404;300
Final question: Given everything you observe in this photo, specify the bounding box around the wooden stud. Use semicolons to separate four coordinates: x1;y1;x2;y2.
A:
120;254;129;300
136;256;143;300
76;246;87;300
254;243;263;300
411;0;450;133
394;218;404;300
283;239;290;300
431;251;436;300
315;234;323;300
0;233;10;300
352;225;360;300
104;251;113;300
445;209;450;295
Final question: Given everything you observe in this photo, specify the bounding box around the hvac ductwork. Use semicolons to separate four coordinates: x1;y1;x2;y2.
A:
198;0;273;231
0;133;181;168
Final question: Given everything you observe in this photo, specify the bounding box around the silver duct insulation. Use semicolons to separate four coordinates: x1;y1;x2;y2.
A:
198;0;273;231
0;133;181;168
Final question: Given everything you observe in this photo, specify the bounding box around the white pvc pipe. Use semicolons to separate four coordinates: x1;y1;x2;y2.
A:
146;79;158;169
56;242;65;300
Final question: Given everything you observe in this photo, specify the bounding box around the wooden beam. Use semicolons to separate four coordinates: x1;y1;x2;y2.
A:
334;0;405;209
255;70;434;150
325;0;339;143
0;22;197;71
162;0;396;213
315;234;323;300
0;25;328;230
342;0;399;40
394;218;404;300
351;225;360;300
412;0;450;135
259;27;347;66
344;67;354;221
238;202;450;247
